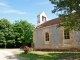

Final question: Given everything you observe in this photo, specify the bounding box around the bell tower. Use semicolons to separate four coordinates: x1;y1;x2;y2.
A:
37;11;48;25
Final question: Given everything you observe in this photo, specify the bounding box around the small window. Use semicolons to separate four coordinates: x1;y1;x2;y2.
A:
45;32;49;41
42;16;46;22
64;31;70;39
37;16;40;23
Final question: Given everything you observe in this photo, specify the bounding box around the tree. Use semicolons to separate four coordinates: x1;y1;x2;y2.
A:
0;18;34;48
49;0;80;30
0;18;15;48
13;20;35;47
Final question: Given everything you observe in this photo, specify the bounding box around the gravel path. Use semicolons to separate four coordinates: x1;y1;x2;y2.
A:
0;49;22;60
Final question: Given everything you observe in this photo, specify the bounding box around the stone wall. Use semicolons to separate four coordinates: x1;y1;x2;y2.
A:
33;25;80;50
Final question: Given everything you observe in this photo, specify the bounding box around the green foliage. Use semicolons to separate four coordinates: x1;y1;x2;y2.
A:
50;0;80;14
0;18;35;48
13;20;35;46
49;0;80;30
0;18;15;48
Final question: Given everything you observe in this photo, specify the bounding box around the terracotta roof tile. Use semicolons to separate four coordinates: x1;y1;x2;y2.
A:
36;18;61;29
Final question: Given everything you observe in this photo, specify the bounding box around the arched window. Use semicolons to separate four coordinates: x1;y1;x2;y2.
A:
64;31;70;39
45;32;49;41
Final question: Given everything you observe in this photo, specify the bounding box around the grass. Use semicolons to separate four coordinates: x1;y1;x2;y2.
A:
17;51;80;60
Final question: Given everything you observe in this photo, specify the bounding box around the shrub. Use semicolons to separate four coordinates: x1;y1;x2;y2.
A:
24;46;30;54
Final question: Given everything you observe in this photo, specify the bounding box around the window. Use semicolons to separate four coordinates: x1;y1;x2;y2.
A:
45;32;49;41
64;31;70;39
37;16;40;23
42;16;46;22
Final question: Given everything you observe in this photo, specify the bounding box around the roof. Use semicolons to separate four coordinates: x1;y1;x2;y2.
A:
36;18;61;29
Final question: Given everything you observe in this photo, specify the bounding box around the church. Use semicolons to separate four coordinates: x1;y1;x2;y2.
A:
33;11;80;50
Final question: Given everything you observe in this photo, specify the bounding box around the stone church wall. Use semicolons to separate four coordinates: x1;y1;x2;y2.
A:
33;25;80;50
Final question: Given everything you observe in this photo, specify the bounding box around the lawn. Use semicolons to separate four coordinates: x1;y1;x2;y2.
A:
17;51;80;60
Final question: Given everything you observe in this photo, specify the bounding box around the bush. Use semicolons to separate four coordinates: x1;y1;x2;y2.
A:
24;46;30;54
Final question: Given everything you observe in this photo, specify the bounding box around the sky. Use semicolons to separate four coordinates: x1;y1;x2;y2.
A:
0;0;58;26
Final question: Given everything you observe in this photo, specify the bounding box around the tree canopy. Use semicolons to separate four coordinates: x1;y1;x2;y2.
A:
13;20;34;47
0;18;15;48
0;18;35;48
49;0;80;30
